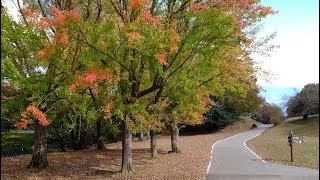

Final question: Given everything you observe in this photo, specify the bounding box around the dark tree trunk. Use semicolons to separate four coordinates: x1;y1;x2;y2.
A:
59;125;66;152
96;118;105;150
150;130;157;158
52;125;66;152
121;121;132;173
171;121;181;153
303;110;309;120
27;121;49;169
60;142;66;152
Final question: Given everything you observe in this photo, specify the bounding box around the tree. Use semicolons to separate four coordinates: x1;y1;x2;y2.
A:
156;0;277;152
251;102;285;125
2;4;82;168
68;68;116;150
286;83;319;119
224;83;265;115
77;0;277;166
2;0;277;172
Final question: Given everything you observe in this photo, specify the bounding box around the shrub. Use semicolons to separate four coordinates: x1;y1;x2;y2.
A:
203;105;239;130
250;103;285;126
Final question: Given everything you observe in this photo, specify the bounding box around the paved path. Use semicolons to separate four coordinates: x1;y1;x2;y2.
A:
206;124;319;180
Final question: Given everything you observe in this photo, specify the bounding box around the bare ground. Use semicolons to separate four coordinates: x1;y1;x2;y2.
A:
1;118;257;180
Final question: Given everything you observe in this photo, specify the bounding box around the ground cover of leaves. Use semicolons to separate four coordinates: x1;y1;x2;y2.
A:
1;118;257;180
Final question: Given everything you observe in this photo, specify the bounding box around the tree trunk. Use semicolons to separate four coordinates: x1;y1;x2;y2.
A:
150;130;157;158
303;110;309;120
59;140;66;152
171;120;181;153
138;131;144;141
138;123;144;141
121;121;133;173
96;118;105;150
27;121;49;169
146;130;150;139
71;116;88;150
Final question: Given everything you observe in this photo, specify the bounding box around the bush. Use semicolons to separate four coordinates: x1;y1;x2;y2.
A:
250;103;285;126
269;106;286;126
1;132;34;157
203;105;239;130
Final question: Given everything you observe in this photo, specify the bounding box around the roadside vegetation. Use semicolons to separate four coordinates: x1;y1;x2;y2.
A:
250;102;286;126
247;115;319;169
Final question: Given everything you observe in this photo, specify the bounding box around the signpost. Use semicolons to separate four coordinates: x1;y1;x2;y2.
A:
288;131;303;162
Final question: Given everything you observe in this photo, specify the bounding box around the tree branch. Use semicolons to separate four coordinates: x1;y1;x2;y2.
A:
198;72;223;87
167;51;195;79
137;83;160;98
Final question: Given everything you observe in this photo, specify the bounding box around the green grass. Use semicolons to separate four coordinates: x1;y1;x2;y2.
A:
246;115;319;169
237;115;263;125
1;132;34;157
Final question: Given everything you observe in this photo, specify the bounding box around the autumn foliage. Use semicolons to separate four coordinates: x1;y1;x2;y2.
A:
69;69;113;95
1;0;278;172
14;105;51;129
155;52;168;66
22;6;80;59
126;32;144;42
141;12;160;24
130;0;150;10
191;3;210;11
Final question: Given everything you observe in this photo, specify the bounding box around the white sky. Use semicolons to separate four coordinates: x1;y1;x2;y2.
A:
2;0;22;20
255;0;319;88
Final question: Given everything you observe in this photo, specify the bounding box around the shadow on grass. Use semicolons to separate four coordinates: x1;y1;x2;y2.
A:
285;115;319;137
287;116;318;125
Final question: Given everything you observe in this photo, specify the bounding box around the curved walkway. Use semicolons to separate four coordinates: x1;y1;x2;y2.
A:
206;124;319;180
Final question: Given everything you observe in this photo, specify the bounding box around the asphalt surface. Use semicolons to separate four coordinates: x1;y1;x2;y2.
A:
206;124;319;180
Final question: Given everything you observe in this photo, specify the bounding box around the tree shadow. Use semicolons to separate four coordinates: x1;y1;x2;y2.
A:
180;128;224;136
88;169;120;176
286;116;318;125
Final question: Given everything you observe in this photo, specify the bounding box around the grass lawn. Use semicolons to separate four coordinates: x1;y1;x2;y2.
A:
247;115;319;169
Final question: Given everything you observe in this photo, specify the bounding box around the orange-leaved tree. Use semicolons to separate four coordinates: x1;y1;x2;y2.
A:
1;4;82;168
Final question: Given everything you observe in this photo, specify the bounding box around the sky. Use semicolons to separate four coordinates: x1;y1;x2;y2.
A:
253;0;319;107
255;0;319;88
2;0;319;107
